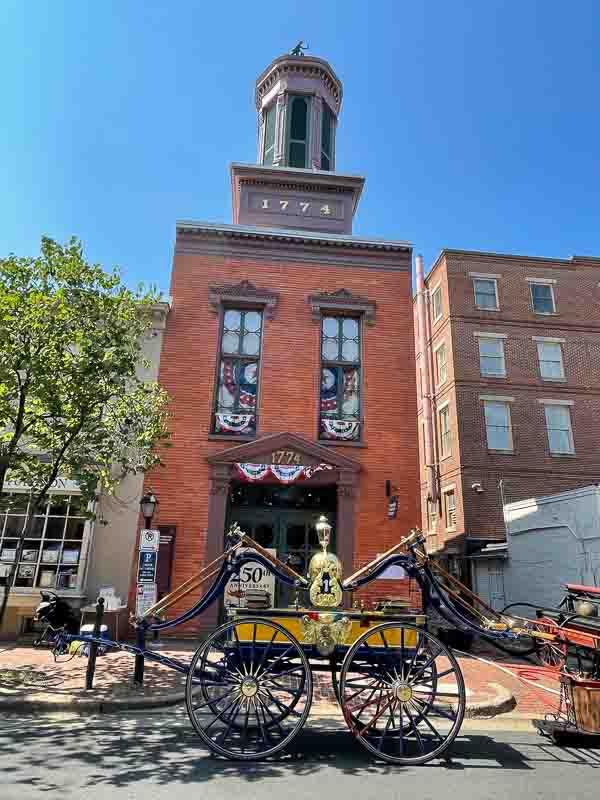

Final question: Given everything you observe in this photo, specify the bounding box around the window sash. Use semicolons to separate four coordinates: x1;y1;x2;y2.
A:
439;407;451;457
320;104;333;170
445;492;456;528
484;401;513;450
473;279;498;309
287;95;310;168
263;104;276;165
320;316;362;437
436;344;447;384
214;309;262;430
537;342;564;379
478;338;505;376
544;405;574;454
530;283;555;314
431;287;442;320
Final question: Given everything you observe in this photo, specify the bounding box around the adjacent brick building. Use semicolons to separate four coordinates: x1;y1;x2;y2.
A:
414;248;600;584
130;51;420;633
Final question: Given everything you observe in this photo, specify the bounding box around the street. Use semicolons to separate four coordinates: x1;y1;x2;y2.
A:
1;709;598;800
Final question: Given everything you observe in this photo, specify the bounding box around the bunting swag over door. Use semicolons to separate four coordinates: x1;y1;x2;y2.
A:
235;462;334;483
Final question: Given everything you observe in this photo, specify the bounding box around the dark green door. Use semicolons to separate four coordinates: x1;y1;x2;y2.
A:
226;508;336;607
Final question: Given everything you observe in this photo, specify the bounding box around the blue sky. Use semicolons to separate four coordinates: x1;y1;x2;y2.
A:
2;1;600;293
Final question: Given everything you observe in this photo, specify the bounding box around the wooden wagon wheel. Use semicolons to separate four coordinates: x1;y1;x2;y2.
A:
185;618;313;760
339;622;466;765
532;618;566;669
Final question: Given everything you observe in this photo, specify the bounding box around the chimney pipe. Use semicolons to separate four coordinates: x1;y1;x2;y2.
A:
415;254;438;506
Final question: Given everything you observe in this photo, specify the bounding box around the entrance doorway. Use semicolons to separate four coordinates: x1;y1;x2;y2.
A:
227;482;337;606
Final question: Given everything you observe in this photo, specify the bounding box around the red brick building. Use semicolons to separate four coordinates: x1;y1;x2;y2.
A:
414;248;600;582
131;52;420;633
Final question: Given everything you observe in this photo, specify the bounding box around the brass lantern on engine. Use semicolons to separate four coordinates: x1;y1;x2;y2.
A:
308;516;343;608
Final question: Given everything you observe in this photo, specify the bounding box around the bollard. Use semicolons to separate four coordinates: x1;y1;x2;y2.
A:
85;596;105;690
133;625;146;685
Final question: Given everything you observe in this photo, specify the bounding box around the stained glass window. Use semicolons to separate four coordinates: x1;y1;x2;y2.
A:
214;309;262;436
287;95;309;168
320;316;361;441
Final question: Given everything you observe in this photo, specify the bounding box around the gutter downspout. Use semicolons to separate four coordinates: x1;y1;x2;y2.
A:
416;254;438;505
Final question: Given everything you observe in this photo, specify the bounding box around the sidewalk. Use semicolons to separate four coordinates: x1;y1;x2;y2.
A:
0;637;561;720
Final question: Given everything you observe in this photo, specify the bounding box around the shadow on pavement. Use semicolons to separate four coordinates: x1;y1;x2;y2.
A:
0;712;599;793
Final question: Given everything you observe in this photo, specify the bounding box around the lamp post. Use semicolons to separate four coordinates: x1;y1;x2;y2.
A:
140;490;158;530
134;489;159;685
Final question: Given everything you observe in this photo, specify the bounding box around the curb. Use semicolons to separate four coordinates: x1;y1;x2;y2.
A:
1;684;516;717
0;689;188;714
464;683;517;718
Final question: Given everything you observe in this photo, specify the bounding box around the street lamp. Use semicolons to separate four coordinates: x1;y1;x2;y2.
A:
140;490;158;529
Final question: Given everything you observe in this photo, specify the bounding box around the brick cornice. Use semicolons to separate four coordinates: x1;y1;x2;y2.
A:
308;288;376;325
176;222;412;272
208;279;279;319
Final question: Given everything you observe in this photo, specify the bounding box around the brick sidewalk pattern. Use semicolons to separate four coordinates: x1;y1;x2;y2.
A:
0;639;561;718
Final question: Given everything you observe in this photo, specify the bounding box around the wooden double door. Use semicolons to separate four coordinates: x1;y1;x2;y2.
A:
227;508;337;607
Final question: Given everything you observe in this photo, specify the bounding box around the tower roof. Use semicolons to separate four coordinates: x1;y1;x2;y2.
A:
254;53;343;113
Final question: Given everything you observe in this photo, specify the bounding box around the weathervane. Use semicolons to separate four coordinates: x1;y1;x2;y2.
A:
290;41;308;56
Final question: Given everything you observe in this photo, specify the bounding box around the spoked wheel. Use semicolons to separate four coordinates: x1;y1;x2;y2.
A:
185;618;313;760
532;618;566;669
339;622;466;765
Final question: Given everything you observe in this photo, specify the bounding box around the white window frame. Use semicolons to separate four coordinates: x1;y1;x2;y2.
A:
434;341;448;386
475;333;506;377
431;284;443;323
472;277;499;311
481;397;514;452
538;399;575;455
427;499;438;532
534;338;565;381
528;279;556;315
438;402;451;458
442;485;457;530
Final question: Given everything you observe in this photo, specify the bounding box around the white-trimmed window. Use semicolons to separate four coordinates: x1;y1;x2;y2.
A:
473;278;499;310
435;342;448;385
427;500;438;531
439;404;451;458
444;489;456;529
478;336;506;377
483;399;513;451
529;281;556;314
542;403;575;455
536;341;565;380
431;285;443;322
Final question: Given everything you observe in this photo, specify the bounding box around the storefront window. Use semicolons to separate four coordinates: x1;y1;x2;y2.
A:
0;493;88;591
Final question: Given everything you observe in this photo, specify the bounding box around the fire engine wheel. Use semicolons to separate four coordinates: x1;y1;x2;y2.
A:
339;622;466;765
532;618;566;669
186;618;312;760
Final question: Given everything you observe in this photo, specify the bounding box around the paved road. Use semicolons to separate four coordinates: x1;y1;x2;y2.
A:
1;709;599;800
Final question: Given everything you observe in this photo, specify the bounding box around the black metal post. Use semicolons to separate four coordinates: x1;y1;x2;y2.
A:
85;596;105;690
133;625;146;685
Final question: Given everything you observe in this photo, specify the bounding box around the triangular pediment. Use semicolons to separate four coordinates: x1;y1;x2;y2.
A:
207;431;360;472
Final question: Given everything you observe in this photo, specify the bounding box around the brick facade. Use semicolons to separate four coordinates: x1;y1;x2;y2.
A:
129;233;420;634
415;249;600;569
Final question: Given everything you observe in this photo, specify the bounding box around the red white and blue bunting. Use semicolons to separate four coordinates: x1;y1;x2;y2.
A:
215;414;255;434
235;462;334;483
320;419;360;440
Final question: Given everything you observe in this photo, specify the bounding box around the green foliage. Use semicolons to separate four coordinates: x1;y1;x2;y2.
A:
0;236;171;507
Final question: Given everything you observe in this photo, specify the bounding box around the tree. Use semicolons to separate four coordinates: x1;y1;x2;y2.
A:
0;237;170;627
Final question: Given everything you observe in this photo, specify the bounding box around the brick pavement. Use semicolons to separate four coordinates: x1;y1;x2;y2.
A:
0;638;561;718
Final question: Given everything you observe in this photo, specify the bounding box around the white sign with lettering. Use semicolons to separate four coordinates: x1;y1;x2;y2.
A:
224;549;276;608
140;529;160;552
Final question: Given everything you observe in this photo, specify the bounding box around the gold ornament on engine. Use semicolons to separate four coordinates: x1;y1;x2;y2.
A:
308;516;343;608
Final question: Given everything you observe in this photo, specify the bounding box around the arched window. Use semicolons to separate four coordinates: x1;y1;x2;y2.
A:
287;95;309;167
